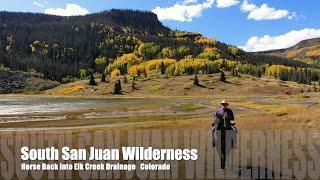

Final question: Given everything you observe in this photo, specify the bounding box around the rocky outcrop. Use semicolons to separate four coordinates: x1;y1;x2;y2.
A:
0;70;27;93
0;70;59;94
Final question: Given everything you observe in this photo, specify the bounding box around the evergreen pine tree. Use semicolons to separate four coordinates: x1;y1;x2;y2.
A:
219;71;226;82
131;77;135;90
160;61;165;75
101;73;106;83
89;73;97;86
114;80;122;94
279;71;286;81
193;73;199;86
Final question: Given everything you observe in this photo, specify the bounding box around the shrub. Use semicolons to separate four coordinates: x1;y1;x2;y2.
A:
138;43;160;60
123;75;128;84
61;76;74;84
195;37;217;46
166;64;176;76
128;59;176;76
176;46;190;59
128;65;139;76
197;48;220;60
23;81;60;94
0;64;11;72
79;69;87;79
228;46;239;56
107;53;140;74
148;83;164;92
144;59;176;72
111;69;121;77
160;47;175;58
175;59;219;75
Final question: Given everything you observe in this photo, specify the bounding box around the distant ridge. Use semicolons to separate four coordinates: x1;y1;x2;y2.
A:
257;37;320;63
0;9;170;34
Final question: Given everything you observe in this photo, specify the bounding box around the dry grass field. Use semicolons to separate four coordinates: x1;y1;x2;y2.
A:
45;72;318;97
1;72;319;179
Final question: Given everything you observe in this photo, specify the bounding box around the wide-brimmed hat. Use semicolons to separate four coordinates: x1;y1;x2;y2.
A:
220;100;229;105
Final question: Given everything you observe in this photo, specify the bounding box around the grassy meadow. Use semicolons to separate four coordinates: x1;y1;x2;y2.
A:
0;71;319;179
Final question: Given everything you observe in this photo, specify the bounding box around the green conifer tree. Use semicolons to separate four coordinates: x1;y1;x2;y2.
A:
131;77;136;90
114;80;122;94
193;73;200;86
101;73;106;83
160;61;165;75
219;71;226;82
89;73;97;86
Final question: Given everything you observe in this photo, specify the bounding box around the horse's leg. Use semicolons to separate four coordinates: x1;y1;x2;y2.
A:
221;152;226;169
211;127;216;147
221;131;226;169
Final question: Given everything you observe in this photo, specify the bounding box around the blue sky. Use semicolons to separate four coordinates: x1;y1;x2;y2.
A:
1;0;320;51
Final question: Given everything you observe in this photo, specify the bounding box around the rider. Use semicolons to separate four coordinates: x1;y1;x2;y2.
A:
211;100;236;147
212;100;237;169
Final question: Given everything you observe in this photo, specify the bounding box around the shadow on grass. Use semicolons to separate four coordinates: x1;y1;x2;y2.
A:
195;84;207;88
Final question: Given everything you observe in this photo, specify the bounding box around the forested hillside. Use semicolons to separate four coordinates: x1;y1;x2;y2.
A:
258;38;320;65
0;9;319;86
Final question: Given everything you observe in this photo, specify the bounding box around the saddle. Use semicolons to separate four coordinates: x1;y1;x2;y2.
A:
212;117;237;148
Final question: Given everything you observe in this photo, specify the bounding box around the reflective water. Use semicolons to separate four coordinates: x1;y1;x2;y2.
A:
0;96;265;130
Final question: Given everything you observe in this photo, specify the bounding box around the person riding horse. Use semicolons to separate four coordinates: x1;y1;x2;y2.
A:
212;100;237;169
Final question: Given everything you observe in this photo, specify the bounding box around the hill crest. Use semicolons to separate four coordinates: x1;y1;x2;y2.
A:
257;37;320;63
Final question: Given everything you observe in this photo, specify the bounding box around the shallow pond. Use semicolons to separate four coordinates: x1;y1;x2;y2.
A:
0;96;263;130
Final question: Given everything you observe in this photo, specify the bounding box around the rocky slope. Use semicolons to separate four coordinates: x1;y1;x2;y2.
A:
0;69;59;94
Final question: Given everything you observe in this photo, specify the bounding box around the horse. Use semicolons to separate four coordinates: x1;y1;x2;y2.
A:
212;117;237;169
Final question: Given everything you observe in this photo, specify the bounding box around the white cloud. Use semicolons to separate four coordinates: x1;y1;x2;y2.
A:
216;0;239;8
152;0;214;22
248;4;289;20
33;1;44;8
183;0;198;5
44;3;89;16
240;28;320;52
240;0;256;12
240;0;294;21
